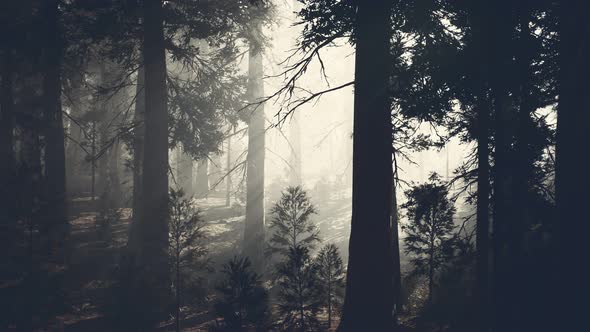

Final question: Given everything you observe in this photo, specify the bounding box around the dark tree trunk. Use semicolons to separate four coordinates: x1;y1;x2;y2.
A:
471;2;491;330
243;17;266;273
1;48;15;221
337;1;394;331
391;180;402;322
487;1;516;330
132;64;145;224
65;69;85;190
555;2;590;331
510;4;535;329
137;0;170;319
475;102;491;331
42;0;68;263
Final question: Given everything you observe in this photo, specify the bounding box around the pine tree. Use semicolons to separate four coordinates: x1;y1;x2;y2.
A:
276;245;321;331
315;243;345;328
168;189;208;332
402;173;456;303
267;186;319;257
214;256;269;331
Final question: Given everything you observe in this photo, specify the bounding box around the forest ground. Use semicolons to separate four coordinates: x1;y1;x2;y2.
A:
45;190;434;332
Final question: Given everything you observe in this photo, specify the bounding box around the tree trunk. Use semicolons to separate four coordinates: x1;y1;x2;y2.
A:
132;64;145;226
471;3;491;330
289;111;302;186
65;69;86;191
1;48;15;222
195;159;209;197
391;180;402;322
487;1;515;330
243;16;266;273
225;128;232;206
176;250;181;332
179;150;194;196
337;1;394;331
555;2;590;332
42;0;68;263
137;0;170;319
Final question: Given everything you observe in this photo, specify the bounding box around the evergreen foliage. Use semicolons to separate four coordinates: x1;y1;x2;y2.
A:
314;243;345;328
275;245;321;331
402;173;456;302
267;186;319;257
213;256;270;331
168;189;209;330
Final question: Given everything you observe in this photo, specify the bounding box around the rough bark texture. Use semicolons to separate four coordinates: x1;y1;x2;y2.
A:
337;1;395;331
42;0;69;263
243;17;266;274
137;0;170;318
555;2;590;331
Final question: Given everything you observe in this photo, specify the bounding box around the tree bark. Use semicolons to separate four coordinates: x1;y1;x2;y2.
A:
137;0;170;319
1;48;15;222
337;1;394;331
555;2;590;332
391;180;402;322
487;1;515;330
243;16;266;273
132;64;145;225
471;2;491;330
42;0;69;263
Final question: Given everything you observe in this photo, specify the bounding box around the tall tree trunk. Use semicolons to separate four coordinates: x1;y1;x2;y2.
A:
132;64;145;224
243;16;266;273
288;111;302;186
511;4;535;329
137;0;170;319
488;1;516;331
65;69;85;192
1;48;15;223
391;180;402;322
178;150;194;196
195;159;209;197
472;2;491;330
225;128;232;206
337;1;394;331
42;0;68;263
555;2;590;332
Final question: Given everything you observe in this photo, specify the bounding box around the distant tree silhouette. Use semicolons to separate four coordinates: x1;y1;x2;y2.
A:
402;174;456;303
315;243;345;328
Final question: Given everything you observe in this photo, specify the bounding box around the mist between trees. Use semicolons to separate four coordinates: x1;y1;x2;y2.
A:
0;0;587;331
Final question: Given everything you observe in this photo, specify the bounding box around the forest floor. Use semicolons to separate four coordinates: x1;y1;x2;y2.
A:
51;191;437;331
